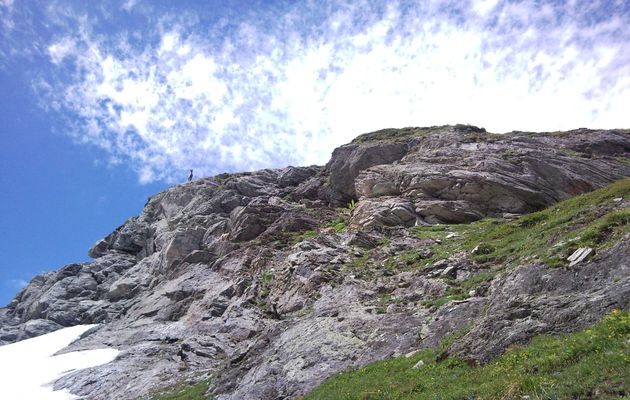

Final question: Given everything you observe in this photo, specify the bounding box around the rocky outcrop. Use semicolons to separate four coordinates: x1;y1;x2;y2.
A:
337;127;630;228
0;126;629;400
448;240;630;363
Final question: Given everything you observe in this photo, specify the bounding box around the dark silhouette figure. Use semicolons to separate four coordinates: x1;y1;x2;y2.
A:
188;169;193;182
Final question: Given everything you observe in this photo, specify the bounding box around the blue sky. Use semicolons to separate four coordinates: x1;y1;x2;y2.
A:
0;0;629;306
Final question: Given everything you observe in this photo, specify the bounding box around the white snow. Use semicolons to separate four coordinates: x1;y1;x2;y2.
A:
0;325;119;400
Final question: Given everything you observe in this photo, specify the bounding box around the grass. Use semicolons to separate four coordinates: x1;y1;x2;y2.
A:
348;199;358;211
324;215;348;233
152;379;211;400
302;230;319;239
303;310;630;400
408;178;630;269
344;254;370;270
287;229;319;245
562;148;584;158
350;125;489;144
422;272;497;309
257;271;274;308
614;155;630;166
351;127;434;144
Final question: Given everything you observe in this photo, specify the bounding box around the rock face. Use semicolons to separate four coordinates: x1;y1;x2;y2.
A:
0;126;629;400
448;241;630;364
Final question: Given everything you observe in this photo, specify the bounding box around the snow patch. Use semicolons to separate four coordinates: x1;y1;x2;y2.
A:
0;324;119;400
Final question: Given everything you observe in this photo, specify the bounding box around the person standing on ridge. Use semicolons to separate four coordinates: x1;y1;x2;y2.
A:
188;169;193;182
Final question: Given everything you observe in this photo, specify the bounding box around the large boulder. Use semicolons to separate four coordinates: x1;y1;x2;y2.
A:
326;141;409;205
349;197;418;229
228;201;284;242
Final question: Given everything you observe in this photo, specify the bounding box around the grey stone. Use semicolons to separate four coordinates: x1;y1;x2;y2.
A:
346;232;380;249
278;166;319;188
228;202;283;242
405;349;420;358
567;247;594;267
350;197;418;229
440;266;458;278
412;359;425;369
327;141;409;205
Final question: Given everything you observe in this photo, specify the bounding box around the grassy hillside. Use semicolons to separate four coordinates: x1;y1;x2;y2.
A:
303;310;630;400
408;178;630;269
304;179;630;400
386;178;630;307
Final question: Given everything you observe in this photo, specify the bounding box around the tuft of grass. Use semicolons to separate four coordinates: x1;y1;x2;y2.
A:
303;310;630;400
153;379;211;400
578;210;630;245
375;293;401;314
291;230;319;243
344;254;370;270
378;238;391;247
324;215;348;233
258;271;274;302
347;199;357;211
561;148;583;158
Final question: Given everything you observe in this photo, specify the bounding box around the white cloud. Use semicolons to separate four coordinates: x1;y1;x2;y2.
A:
121;0;139;12
28;0;630;183
473;0;499;16
48;38;76;65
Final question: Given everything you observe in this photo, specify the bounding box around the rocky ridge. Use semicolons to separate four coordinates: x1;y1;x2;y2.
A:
0;125;629;399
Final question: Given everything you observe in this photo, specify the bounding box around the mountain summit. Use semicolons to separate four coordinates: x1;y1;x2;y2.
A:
1;125;629;399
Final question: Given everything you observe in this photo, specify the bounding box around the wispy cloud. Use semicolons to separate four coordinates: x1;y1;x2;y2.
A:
7;278;28;291
121;0;138;13
6;0;630;183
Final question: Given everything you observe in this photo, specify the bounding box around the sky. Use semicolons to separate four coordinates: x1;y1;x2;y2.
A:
0;324;119;399
0;0;629;306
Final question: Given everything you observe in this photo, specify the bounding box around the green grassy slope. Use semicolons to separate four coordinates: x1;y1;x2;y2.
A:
303;310;630;400
151;380;211;400
409;178;630;269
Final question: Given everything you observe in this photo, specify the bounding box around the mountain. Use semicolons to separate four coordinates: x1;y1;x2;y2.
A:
1;125;629;399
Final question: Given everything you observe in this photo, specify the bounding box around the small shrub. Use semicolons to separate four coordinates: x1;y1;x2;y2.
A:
347;199;357;211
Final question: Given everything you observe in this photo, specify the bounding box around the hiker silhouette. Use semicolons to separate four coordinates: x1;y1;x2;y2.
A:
188;169;193;182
